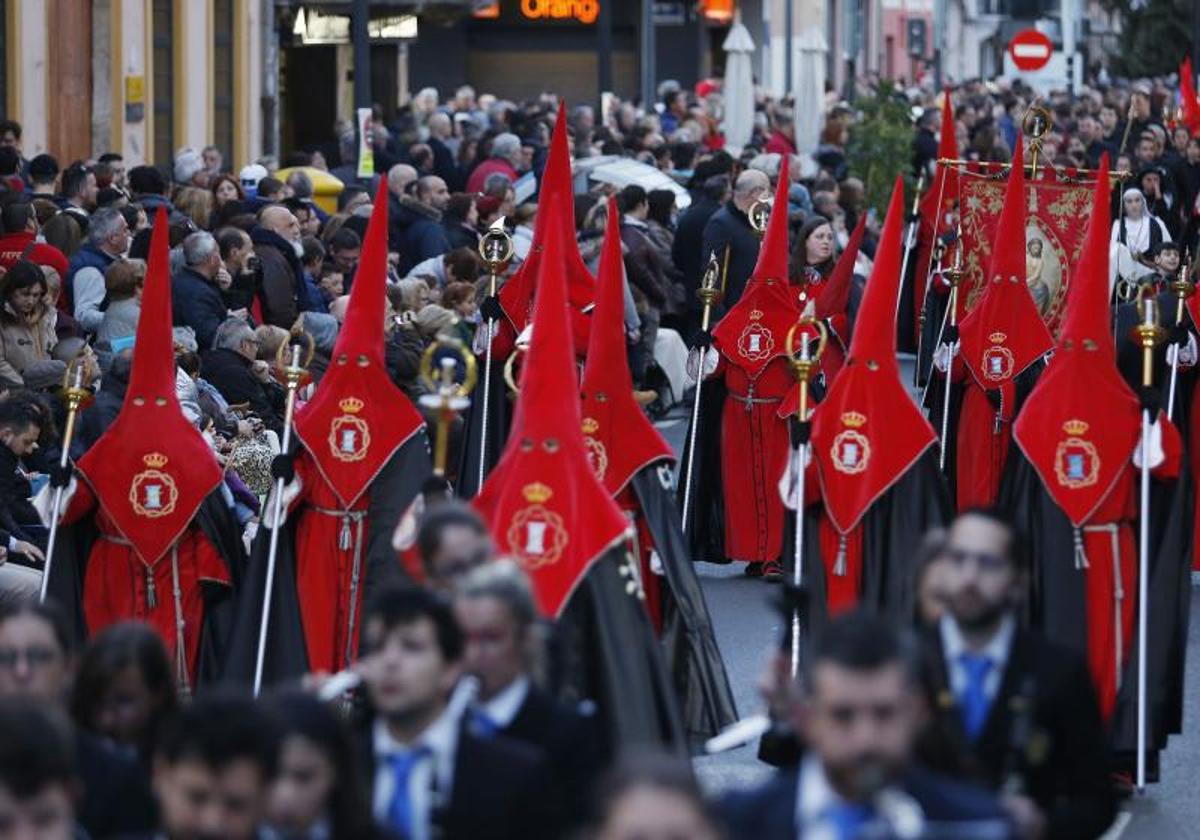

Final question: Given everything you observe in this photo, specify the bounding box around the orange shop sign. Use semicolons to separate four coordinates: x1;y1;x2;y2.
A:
520;0;600;24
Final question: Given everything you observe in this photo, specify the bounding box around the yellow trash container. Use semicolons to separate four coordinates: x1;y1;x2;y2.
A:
274;166;344;215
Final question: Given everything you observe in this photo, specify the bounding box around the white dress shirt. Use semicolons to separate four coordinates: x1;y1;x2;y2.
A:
371;704;460;840
479;675;530;730
939;613;1016;705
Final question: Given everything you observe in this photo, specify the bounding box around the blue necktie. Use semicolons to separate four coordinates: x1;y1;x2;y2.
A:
472;710;499;738
825;801;874;840
385;746;431;839
958;652;994;741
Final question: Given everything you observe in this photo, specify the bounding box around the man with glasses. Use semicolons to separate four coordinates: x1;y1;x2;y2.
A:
200;317;286;437
0;601;155;837
918;510;1116;839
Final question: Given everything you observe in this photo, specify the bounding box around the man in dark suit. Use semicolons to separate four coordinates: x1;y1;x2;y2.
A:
357;585;555;840
453;561;601;826
919;509;1117;839
699;169;769;322
721;611;1014;839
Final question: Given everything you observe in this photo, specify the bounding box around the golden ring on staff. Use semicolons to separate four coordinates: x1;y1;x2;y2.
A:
502;337;530;395
1021;104;1054;180
418;335;478;478
785;317;829;386
1166;260;1195;420
274;326;317;381
1114;275;1144;304
479;220;516;271
748;197;771;236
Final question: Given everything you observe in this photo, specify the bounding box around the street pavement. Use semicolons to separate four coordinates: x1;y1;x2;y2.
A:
654;391;1200;839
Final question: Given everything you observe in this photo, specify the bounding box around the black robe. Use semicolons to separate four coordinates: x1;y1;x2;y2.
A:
795;448;952;637
46;488;245;686
676;381;728;563
556;548;688;757
455;361;511;500
998;449;1192;762
223;434;431;686
630;467;739;746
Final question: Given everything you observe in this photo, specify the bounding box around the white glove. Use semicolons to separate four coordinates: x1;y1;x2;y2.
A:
777;447;812;510
242;521;258;555
35;477;77;526
1133;418;1165;470
1168;333;1198;368
932;342;954;373
686;346;719;384
649;549;665;576
262;477;303;530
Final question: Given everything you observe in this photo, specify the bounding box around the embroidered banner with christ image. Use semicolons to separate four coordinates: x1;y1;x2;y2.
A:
957;167;1095;337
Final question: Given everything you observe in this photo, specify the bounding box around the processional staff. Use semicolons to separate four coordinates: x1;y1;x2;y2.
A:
254;330;315;698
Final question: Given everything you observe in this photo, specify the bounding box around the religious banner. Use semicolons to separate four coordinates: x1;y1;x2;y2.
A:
956;164;1095;336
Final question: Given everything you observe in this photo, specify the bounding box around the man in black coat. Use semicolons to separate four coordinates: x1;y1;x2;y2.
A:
390;176;451;275
200;317;285;436
699;168;769;321
918;509;1117;840
172;231;232;351
673;174;730;336
355;585;557;840
453;562;601;829
721;611;1014;840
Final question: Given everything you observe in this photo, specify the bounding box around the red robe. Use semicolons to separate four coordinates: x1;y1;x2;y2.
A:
946;353;1020;511
797;458;865;615
1074;422;1181;720
62;481;230;687
288;454;374;674
710;355;793;562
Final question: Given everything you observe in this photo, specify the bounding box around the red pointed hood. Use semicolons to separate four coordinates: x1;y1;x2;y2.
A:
712;160;801;380
815;213;867;320
958;136;1053;389
497;102;595;340
580;199;674;495
294;185;425;508
1014;156;1140;525
810;179;938;534
77;209;222;564
1181;58;1200;136
474;188;629;617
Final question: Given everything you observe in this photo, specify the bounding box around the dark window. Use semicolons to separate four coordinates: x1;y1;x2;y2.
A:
152;0;174;167
213;0;234;165
0;0;8;118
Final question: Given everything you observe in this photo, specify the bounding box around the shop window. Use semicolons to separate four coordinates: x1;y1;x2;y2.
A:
213;0;234;164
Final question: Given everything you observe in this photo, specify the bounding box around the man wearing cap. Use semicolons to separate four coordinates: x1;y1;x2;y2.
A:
174;147;209;189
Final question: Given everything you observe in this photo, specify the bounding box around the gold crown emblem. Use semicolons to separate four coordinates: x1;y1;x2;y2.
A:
749;309;764;320
142;452;168;469
522;482;554;504
581;417;599;434
338;397;364;414
841;411;867;429
989;331;1007;343
1063;419;1089;436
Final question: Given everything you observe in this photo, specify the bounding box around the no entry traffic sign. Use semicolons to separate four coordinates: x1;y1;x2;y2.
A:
1008;29;1054;72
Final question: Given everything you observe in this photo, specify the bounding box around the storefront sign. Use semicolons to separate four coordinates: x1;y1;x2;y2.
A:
292;7;417;44
519;0;600;25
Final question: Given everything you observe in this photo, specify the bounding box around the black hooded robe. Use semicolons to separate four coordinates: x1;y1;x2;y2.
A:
998;448;1191;772
675;382;728;564
630;467;739;746
224;434;431;686
455;361;511;500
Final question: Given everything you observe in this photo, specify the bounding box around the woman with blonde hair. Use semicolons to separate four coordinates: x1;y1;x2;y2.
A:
97;258;146;344
174;186;214;231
